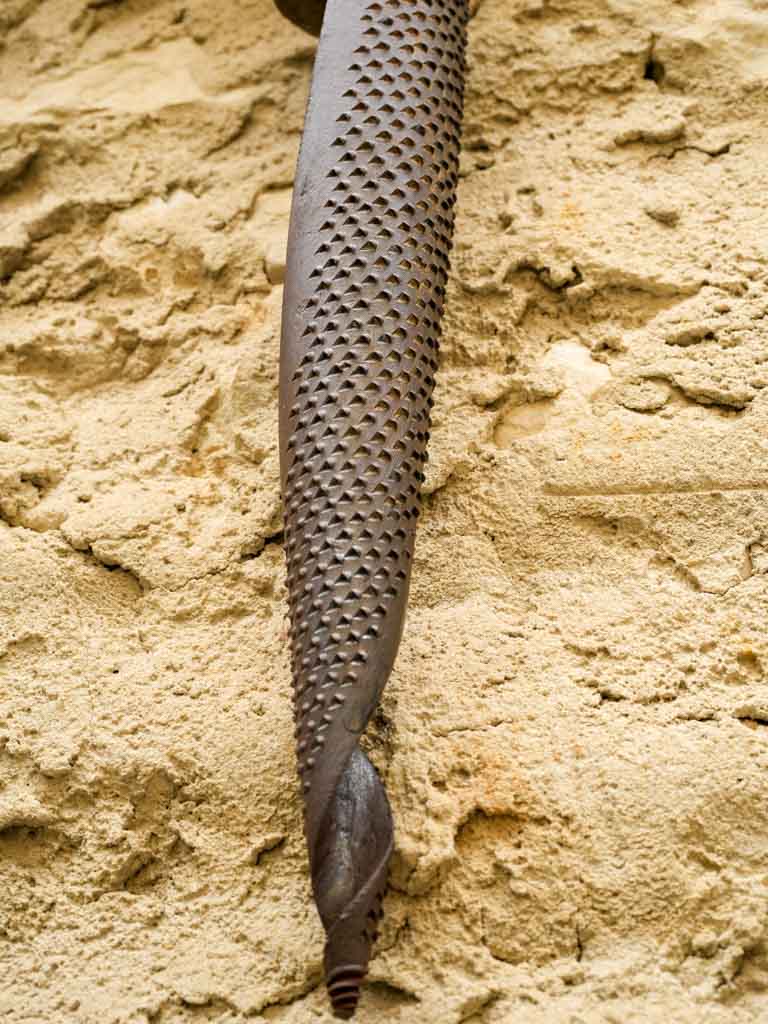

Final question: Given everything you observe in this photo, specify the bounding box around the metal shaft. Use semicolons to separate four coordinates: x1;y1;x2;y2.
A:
279;1;468;1016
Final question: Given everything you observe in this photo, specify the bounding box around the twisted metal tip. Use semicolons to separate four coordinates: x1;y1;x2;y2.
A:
314;749;392;995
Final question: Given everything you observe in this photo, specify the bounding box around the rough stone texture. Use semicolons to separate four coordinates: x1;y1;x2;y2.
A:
1;1;767;1021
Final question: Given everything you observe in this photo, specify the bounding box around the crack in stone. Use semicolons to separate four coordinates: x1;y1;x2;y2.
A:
648;141;735;163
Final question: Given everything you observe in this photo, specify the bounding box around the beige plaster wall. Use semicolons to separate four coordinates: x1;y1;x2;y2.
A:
1;1;767;1020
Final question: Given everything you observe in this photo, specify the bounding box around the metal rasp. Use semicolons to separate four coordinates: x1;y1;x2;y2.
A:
275;0;468;1016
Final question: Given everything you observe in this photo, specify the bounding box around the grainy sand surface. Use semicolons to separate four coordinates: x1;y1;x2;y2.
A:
1;1;767;1021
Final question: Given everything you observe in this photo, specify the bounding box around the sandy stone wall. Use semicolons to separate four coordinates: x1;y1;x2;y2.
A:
2;1;768;1021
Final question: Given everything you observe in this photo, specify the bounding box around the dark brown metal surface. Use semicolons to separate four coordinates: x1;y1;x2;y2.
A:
274;0;327;35
279;0;468;1017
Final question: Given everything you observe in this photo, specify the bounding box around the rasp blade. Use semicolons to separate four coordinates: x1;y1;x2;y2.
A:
279;0;468;1016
